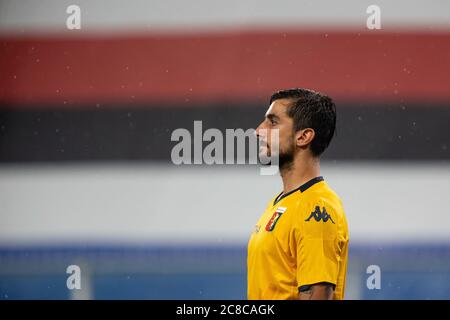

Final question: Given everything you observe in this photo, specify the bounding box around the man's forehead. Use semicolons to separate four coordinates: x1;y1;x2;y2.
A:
265;99;291;117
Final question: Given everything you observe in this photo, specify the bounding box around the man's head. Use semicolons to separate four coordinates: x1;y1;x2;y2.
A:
256;88;336;169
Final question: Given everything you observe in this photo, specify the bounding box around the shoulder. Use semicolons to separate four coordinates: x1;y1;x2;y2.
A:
301;182;345;217
294;182;348;236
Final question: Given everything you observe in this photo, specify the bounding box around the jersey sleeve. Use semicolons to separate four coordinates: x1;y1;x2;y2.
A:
295;199;342;289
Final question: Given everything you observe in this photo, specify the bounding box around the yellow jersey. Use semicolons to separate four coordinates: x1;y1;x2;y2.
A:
247;176;349;300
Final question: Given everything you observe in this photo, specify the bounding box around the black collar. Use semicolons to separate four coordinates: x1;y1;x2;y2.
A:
273;176;324;206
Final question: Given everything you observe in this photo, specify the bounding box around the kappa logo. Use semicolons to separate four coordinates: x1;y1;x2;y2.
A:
305;206;335;224
265;207;286;231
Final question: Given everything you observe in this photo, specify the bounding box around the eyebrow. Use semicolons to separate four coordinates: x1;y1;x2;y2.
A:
265;113;280;121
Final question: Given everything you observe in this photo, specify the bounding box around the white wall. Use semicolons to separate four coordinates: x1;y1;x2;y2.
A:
1;161;449;245
1;0;450;33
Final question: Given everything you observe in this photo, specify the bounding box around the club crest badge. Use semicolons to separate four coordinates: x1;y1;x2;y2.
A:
265;207;287;232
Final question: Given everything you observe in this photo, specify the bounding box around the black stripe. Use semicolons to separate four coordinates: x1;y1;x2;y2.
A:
299;176;324;192
0;102;449;162
273;176;324;205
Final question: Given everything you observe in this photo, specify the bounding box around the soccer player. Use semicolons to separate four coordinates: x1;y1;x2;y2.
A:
248;88;349;300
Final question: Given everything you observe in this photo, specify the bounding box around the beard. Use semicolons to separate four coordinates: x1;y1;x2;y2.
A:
278;144;295;172
259;138;295;171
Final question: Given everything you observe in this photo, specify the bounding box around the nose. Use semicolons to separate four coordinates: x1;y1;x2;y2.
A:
255;122;265;138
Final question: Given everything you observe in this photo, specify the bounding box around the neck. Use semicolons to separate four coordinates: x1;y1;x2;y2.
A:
280;152;321;194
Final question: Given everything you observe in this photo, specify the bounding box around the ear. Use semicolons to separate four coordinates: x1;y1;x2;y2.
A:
295;128;315;148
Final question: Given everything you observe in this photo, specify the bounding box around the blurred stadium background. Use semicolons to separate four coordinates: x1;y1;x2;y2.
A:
1;0;450;299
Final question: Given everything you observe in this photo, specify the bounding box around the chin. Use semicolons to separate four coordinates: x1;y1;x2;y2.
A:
258;151;271;159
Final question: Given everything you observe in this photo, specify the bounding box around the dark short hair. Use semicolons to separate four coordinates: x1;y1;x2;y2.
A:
270;88;336;157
